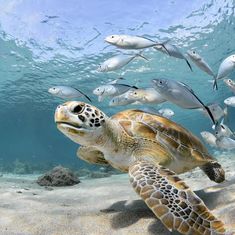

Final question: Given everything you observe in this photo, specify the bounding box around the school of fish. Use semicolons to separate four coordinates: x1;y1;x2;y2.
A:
48;34;235;150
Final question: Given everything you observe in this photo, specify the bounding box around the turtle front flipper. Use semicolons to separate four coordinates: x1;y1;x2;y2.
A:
77;146;109;165
129;160;226;235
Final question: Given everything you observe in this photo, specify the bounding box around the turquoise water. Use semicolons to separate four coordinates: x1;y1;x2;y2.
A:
0;0;234;173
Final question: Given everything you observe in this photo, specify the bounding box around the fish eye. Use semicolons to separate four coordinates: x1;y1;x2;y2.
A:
229;79;232;83
215;131;218;135
134;92;137;95
53;87;56;90
111;35;114;38
193;51;196;54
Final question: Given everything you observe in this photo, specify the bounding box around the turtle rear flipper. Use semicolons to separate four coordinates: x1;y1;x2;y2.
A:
200;161;225;183
129;160;226;235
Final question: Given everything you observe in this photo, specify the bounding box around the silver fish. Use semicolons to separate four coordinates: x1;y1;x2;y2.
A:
224;78;235;94
200;131;217;147
93;83;138;102
215;120;235;138
213;54;235;90
158;108;175;119
48;86;91;102
152;78;215;124
224;96;235;107
109;89;140;106
97;53;148;72
127;88;166;104
154;41;192;71
105;34;162;49
187;50;215;77
216;136;235;150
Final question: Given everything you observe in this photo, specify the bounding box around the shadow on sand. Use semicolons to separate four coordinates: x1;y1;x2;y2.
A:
101;177;235;235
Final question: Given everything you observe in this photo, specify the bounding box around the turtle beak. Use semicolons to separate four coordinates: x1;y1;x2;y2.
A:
54;103;83;129
55;104;70;123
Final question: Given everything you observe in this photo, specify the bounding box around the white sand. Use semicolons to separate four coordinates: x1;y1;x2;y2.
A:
0;154;235;235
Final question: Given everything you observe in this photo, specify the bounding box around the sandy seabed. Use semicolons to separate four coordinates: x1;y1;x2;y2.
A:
0;153;235;235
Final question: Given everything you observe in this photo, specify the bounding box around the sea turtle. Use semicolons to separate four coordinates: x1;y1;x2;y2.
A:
54;101;226;235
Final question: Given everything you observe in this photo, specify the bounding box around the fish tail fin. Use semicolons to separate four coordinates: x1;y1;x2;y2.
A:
136;51;149;61
213;76;218;90
159;43;171;56
185;59;193;72
154;40;171;56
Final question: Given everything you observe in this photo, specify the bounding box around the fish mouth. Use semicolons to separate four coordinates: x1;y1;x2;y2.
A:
56;121;82;129
104;38;114;44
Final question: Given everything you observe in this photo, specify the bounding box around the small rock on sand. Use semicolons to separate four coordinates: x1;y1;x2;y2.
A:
37;166;80;186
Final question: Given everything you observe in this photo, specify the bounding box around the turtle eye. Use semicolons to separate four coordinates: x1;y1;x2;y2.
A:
111;35;114;38
221;125;225;130
72;105;84;114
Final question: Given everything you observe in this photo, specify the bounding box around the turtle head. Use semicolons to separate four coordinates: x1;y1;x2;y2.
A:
55;101;107;145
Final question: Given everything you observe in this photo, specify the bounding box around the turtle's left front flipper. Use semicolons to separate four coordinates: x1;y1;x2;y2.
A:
129;160;226;235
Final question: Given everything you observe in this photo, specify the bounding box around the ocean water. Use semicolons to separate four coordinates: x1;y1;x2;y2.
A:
0;0;234;174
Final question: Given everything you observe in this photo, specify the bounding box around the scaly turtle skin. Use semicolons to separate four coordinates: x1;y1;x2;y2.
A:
55;101;226;235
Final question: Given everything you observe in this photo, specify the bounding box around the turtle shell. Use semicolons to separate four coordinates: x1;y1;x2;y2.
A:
111;109;213;162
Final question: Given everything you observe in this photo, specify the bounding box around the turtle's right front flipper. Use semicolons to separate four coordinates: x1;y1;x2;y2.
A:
77;146;109;165
129;160;226;235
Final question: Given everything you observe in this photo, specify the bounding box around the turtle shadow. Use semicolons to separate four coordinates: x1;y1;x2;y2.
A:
101;178;235;234
195;177;235;210
101;199;180;234
100;200;153;228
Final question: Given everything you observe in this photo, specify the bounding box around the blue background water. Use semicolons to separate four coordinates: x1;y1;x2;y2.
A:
0;0;234;172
